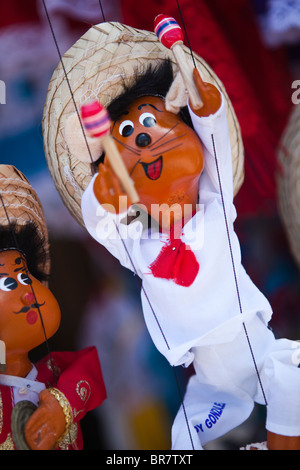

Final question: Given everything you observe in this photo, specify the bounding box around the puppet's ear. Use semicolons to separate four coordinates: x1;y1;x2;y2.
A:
165;71;189;114
65;112;103;163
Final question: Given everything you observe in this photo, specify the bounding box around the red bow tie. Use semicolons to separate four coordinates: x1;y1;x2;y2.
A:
149;233;200;287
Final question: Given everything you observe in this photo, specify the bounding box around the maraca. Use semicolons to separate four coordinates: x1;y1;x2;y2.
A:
154;14;203;110
0;340;5;373
81;101;139;204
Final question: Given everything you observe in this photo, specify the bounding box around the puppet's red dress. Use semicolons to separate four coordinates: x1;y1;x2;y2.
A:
0;346;106;450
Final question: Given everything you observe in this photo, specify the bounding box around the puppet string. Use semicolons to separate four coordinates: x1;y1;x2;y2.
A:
98;0;106;22
211;134;268;407
97;0;195;448
42;0;194;449
176;0;268;428
176;0;268;408
113;222;195;449
176;0;197;69
41;0;96;174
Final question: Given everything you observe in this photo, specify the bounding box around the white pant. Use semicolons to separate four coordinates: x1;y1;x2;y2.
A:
171;315;300;450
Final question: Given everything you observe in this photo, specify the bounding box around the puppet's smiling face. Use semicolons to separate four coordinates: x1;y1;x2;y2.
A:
110;96;204;227
0;250;61;354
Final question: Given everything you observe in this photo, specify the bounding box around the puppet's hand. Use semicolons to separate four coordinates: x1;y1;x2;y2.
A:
24;389;68;450
93;163;132;213
190;68;222;117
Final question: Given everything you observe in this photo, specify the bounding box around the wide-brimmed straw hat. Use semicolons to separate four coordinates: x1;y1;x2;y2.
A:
43;21;244;227
0;165;50;279
277;104;300;268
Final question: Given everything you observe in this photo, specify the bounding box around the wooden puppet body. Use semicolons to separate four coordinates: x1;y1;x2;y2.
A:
81;69;300;450
0;248;105;450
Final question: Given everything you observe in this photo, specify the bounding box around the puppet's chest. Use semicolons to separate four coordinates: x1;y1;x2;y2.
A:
138;198;233;286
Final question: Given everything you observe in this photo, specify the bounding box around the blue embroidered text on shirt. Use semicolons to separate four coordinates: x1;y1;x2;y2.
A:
194;402;226;433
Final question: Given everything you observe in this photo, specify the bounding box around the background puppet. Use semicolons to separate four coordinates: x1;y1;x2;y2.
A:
0;164;106;450
43;21;300;450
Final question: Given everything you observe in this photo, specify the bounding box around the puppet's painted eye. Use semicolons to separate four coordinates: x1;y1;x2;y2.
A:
0;277;18;291
119;120;134;137
17;273;32;286
139;113;156;127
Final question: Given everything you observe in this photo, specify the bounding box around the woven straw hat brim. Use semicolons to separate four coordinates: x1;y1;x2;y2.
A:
277;104;300;268
0;165;50;278
43;21;244;227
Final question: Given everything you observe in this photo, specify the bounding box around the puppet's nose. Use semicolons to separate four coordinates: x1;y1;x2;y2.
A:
135;133;151;148
22;292;35;305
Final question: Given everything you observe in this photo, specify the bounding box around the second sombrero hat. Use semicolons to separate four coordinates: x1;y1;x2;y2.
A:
0;164;50;281
277;104;300;269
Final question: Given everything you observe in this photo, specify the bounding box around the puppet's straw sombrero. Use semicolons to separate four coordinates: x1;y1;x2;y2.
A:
0;165;50;279
43;21;244;227
277;105;300;268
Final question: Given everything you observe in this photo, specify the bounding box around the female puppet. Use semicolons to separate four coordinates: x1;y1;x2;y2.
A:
81;61;300;451
43;22;300;450
0;165;106;450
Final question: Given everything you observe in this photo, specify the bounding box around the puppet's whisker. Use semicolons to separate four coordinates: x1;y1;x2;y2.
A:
151;134;187;152
148;123;179;149
112;136;142;156
130;159;141;176
152;143;183;157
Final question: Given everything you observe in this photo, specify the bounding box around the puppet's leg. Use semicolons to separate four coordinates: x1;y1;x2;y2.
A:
257;338;300;450
171;319;268;451
171;373;255;450
172;315;280;450
267;432;300;450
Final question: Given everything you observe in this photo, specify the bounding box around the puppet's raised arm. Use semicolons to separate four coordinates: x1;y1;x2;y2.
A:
189;76;234;206
190;68;222;118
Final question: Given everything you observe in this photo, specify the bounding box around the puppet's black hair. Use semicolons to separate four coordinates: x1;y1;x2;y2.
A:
0;222;49;282
93;59;193;167
108;58;193;126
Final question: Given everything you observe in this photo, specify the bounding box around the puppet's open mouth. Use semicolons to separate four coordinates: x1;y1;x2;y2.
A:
139;156;163;180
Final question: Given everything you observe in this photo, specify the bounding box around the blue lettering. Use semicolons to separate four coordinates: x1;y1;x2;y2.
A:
208;413;217;424
214;402;225;410
196;402;226;432
205;418;212;429
194;423;203;433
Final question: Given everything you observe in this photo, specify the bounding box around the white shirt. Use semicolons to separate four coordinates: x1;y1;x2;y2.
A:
81;97;273;367
0;365;45;406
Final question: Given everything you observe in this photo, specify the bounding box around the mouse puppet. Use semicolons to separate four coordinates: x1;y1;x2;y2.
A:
0;165;106;450
43;21;300;451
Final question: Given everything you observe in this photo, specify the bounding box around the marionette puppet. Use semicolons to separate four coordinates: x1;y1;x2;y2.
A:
43;19;300;450
0;165;106;450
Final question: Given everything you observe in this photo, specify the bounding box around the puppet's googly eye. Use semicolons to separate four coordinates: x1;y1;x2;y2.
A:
0;277;18;291
139;113;156;127
119;120;134;137
17;273;32;286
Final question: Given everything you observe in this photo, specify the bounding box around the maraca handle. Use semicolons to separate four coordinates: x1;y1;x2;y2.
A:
102;135;139;204
172;44;203;110
81;101;139;204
